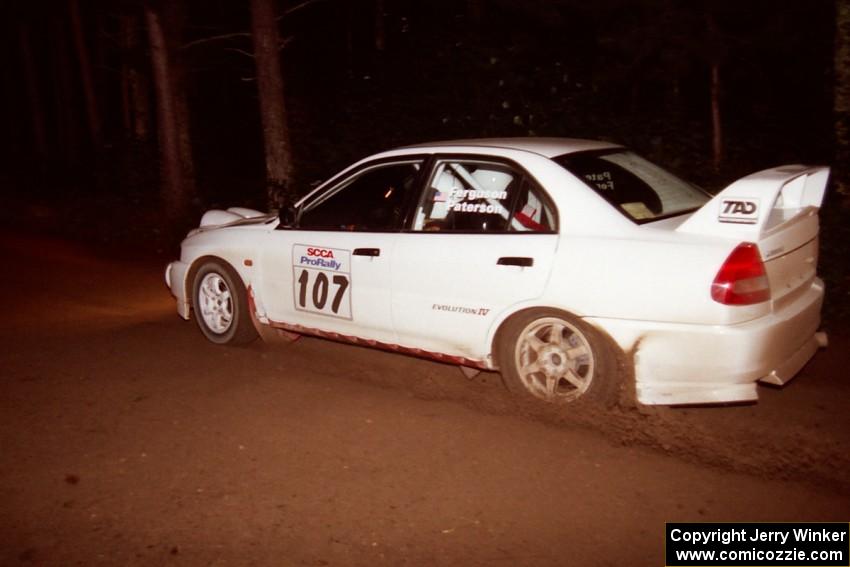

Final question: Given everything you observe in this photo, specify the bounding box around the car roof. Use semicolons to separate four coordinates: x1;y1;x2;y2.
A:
399;137;623;158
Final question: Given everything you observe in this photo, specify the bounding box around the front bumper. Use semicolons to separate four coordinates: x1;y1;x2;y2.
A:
165;261;192;320
588;278;826;405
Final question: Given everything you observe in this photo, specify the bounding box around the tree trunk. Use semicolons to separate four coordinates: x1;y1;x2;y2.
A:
467;0;484;28
374;0;386;52
121;13;151;141
145;2;195;221
165;1;196;200
706;12;724;174
835;0;850;196
251;0;295;209
69;0;102;149
18;24;49;160
710;62;723;173
120;40;133;135
50;14;80;166
345;0;355;79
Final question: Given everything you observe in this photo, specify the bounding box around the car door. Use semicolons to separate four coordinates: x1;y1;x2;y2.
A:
391;156;559;361
259;157;426;343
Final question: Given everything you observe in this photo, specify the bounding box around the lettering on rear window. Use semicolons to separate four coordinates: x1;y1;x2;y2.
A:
584;171;614;191
719;198;760;224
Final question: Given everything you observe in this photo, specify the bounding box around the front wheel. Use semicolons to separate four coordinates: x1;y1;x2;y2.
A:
497;309;619;406
192;260;258;345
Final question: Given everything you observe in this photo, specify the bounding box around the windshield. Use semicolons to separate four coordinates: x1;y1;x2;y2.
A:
554;150;709;223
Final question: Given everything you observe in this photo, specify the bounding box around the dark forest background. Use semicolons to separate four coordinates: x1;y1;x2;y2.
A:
2;0;848;320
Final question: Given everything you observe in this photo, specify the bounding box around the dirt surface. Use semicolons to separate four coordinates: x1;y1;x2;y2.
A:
1;233;848;566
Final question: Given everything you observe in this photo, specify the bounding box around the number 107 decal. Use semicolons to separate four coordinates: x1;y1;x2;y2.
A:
292;244;353;319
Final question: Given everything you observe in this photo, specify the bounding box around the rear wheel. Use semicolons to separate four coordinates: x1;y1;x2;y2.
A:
192;260;258;345
497;309;618;406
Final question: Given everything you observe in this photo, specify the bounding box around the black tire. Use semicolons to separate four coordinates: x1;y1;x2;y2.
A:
192;260;258;345
496;308;619;406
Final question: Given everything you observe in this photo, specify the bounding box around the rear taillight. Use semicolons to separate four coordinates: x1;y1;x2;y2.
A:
711;243;771;305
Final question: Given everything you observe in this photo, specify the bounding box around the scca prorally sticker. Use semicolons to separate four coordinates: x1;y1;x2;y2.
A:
292;244;352;319
718;198;760;224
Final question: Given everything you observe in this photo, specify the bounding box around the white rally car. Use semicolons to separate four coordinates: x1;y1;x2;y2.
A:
165;138;829;406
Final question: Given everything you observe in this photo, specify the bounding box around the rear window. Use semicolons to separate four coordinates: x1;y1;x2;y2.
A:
554;150;709;223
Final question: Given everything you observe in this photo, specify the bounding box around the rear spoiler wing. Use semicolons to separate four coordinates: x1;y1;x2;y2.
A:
677;165;830;238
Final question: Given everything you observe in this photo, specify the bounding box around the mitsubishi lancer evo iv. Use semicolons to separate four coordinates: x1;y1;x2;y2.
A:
165;138;829;407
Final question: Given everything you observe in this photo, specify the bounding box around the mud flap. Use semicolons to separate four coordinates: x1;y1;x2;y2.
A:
459;366;481;379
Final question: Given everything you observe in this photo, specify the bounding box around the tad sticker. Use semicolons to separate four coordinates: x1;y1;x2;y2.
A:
718;198;759;224
292;244;352;319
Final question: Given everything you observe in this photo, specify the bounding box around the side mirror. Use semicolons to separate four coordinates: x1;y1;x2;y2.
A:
278;204;297;228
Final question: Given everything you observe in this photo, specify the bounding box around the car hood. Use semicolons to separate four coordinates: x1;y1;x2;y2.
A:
188;207;278;237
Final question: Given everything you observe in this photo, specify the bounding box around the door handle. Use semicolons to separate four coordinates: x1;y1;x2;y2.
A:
497;256;533;267
353;248;380;257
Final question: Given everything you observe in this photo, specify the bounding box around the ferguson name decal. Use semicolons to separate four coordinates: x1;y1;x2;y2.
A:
719;198;760;224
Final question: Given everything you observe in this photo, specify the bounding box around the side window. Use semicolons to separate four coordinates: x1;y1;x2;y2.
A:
510;178;557;233
298;160;422;231
412;160;556;233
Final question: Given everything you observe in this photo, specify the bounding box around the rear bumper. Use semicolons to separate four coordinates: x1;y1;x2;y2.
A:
588;278;825;405
758;330;827;386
